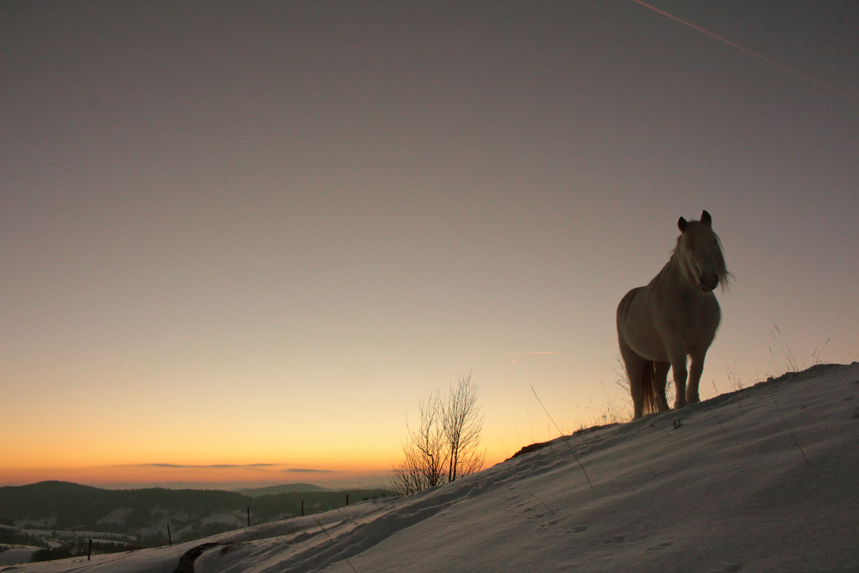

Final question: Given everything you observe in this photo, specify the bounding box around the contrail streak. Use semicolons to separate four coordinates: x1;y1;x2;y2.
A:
630;0;859;103
459;351;558;357
497;352;558;356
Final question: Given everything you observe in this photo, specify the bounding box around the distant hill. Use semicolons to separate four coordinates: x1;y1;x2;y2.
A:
0;481;389;550
234;483;328;497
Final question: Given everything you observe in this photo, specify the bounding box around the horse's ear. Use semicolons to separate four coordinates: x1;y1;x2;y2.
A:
701;210;712;227
678;217;690;232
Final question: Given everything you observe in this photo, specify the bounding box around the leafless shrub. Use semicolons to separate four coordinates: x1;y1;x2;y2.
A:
392;374;485;495
443;373;485;482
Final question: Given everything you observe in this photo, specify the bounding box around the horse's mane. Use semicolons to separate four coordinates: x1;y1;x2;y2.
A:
672;223;732;291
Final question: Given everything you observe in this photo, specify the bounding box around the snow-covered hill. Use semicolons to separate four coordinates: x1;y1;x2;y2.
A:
6;363;858;573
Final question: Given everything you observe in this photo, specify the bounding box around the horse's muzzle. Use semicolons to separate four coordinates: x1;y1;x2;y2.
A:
700;274;719;293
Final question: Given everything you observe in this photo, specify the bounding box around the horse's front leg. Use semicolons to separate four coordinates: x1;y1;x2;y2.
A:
654;361;671;412
670;355;688;410
686;354;706;405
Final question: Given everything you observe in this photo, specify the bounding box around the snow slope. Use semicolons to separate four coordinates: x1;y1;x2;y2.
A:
5;363;858;573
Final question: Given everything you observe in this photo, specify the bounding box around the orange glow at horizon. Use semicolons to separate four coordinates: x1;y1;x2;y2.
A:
1;448;509;489
0;463;394;488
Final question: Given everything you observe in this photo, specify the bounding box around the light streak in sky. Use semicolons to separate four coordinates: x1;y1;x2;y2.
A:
466;352;558;357
631;0;859;103
497;352;558;356
460;351;558;358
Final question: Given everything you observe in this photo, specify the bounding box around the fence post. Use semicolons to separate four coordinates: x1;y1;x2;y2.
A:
346;494;349;506
87;539;92;561
301;500;304;516
247;507;251;527
167;525;172;547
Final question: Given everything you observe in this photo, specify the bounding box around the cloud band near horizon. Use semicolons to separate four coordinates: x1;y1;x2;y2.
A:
131;464;336;473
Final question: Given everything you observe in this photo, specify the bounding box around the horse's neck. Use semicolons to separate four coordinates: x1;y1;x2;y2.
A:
652;254;697;296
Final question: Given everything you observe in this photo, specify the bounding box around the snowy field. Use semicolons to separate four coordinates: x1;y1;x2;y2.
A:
4;363;858;573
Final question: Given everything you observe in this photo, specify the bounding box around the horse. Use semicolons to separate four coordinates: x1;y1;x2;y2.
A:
616;210;729;419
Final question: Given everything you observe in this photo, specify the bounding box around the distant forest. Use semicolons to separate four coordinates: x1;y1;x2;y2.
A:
0;481;389;547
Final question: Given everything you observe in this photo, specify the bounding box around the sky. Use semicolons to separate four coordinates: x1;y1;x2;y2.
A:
2;1;857;489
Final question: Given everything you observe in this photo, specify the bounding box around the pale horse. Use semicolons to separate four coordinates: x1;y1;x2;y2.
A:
616;210;730;419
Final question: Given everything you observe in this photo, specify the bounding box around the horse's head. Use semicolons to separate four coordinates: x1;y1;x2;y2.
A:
676;210;729;293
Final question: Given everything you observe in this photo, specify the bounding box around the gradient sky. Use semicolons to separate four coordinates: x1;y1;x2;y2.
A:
2;1;857;489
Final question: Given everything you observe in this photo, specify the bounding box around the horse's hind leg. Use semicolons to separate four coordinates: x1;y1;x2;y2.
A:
619;339;646;419
653;361;670;411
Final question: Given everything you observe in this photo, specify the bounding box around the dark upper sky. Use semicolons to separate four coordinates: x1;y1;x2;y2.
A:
2;1;857;484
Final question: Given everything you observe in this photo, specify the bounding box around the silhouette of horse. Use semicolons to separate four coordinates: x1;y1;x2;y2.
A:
617;210;730;419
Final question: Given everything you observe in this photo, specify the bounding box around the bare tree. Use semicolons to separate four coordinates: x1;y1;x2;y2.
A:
392;374;485;495
443;373;485;483
392;391;448;495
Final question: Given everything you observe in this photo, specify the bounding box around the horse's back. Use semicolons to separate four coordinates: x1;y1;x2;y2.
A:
616;281;678;363
616;286;654;357
616;286;644;326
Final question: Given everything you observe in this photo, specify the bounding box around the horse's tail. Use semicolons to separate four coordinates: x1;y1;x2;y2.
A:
640;361;658;415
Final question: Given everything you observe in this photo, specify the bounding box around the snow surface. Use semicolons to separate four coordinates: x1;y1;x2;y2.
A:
4;363;858;573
